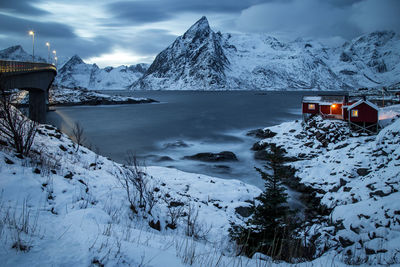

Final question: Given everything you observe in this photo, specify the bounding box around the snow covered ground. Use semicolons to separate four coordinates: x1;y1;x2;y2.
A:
1;105;399;266
254;109;400;265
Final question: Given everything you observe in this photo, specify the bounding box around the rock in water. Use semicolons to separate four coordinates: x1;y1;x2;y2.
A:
184;151;238;162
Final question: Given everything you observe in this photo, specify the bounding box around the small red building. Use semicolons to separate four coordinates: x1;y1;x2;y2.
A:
302;95;379;133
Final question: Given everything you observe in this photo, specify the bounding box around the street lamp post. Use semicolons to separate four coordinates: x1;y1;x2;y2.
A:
29;30;35;62
54;56;58;67
52;50;56;65
46;42;50;63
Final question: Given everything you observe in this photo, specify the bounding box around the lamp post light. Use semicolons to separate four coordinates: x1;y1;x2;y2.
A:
52;50;56;65
54;56;58;67
46;42;50;63
29;30;35;62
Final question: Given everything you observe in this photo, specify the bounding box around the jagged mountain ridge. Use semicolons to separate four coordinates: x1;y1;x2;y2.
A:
135;16;229;90
0;45;46;63
131;17;399;90
54;55;149;90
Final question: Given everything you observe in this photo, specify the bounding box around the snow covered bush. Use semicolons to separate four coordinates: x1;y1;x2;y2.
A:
0;80;37;156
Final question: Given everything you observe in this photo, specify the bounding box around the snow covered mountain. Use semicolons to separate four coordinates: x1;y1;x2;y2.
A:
133;16;229;90
54;55;148;90
131;17;400;90
0;45;46;63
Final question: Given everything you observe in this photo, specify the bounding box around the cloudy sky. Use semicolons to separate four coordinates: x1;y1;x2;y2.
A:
1;0;399;67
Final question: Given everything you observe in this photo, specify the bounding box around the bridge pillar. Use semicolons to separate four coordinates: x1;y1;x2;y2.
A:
29;89;47;123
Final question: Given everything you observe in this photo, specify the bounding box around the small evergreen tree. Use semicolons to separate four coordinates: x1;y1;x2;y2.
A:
229;144;293;258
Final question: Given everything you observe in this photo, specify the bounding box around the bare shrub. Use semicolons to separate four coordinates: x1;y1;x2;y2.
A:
162;197;184;230
0;82;37;156
71;121;86;152
117;152;159;216
1;198;42;252
30;147;62;177
184;204;210;240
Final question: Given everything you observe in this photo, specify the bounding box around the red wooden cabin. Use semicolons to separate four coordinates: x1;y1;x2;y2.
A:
302;95;379;133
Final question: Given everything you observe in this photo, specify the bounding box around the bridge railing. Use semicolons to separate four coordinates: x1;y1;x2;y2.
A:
0;60;56;73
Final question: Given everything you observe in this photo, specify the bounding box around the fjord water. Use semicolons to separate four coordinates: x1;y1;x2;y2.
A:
47;91;304;188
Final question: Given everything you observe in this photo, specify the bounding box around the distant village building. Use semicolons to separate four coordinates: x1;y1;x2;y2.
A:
302;95;379;134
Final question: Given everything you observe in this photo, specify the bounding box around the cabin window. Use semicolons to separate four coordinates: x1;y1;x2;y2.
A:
308;104;315;110
351;109;359;117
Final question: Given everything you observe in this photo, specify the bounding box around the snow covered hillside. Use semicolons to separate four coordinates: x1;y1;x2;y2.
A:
252;111;400;264
54;55;148;90
0;110;266;266
132;17;400;91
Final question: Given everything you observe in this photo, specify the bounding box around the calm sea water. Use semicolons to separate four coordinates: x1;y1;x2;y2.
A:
47;91;306;189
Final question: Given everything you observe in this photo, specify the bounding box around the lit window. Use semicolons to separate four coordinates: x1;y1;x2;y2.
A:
351;109;358;117
308;104;315;110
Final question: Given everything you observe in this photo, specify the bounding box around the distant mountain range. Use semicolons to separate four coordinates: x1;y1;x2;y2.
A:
55;55;148;90
1;16;399;91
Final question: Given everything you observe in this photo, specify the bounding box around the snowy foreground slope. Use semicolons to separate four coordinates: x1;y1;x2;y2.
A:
132;17;400;91
0;115;367;266
0;123;261;266
254;110;400;265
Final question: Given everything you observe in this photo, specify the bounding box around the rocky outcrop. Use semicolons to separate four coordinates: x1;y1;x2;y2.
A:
183;151;238;162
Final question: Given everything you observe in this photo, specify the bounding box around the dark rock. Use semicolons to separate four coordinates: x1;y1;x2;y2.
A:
357;168;370;176
33;168;41;174
334;143;349;150
149;220;161;231
343;187;352;192
370;190;391;197
4;157;14;164
304;141;314;147
64;172;73;179
169;201;184;207
59;145;67;151
157;156;174;162
247;129;277;139
184;151;238;162
365;248;376;255
251;141;268;151
350;224;360;234
0;139;8;146
339;236;354;247
340;178;347;187
235;206;253;218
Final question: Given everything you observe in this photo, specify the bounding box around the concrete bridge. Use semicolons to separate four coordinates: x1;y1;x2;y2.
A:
0;60;57;123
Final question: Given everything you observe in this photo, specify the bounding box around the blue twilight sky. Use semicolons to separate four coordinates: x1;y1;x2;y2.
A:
1;0;399;67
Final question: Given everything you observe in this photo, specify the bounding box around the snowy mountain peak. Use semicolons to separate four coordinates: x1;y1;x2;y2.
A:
132;16;229;90
67;55;85;65
0;45;46;62
0;45;24;55
182;16;211;40
54;54;149;90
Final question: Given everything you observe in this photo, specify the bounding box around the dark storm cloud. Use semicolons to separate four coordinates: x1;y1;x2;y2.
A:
0;13;76;38
236;0;400;43
0;0;49;16
106;0;274;25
